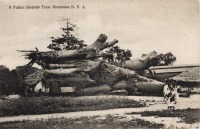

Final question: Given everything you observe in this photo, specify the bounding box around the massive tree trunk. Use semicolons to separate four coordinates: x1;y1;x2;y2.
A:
48;63;80;69
134;80;165;94
48;60;100;69
113;80;128;90
45;73;94;83
75;84;111;95
103;63;140;78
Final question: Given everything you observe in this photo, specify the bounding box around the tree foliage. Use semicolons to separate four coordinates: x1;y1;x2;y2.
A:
0;65;40;96
107;46;132;62
47;21;87;51
0;65;11;95
147;52;176;67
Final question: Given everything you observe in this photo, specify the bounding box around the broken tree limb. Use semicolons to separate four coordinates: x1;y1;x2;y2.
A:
91;63;153;86
99;39;118;51
87;34;108;50
124;51;158;71
90;63;137;85
104;63;138;78
44;68;80;76
69;34;115;52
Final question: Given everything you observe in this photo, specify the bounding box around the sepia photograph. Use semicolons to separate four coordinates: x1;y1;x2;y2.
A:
0;0;199;128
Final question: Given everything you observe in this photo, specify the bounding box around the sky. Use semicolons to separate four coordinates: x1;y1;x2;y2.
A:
0;0;199;69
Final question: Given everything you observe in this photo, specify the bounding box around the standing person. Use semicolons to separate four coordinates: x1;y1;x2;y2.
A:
168;88;176;109
163;84;171;103
163;78;171;103
167;80;178;110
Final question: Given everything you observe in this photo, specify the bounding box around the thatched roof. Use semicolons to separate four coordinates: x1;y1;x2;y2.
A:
25;70;44;86
15;66;40;81
172;67;200;83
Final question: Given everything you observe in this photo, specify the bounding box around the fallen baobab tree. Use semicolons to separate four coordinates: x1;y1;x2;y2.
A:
19;33;168;96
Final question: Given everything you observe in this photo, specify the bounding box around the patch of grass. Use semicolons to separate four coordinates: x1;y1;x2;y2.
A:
0;96;145;117
128;108;200;124
0;115;164;129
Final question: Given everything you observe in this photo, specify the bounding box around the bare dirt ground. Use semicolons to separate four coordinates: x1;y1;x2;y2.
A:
0;95;199;128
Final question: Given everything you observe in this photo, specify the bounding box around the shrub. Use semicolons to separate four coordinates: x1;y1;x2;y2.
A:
0;96;145;116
